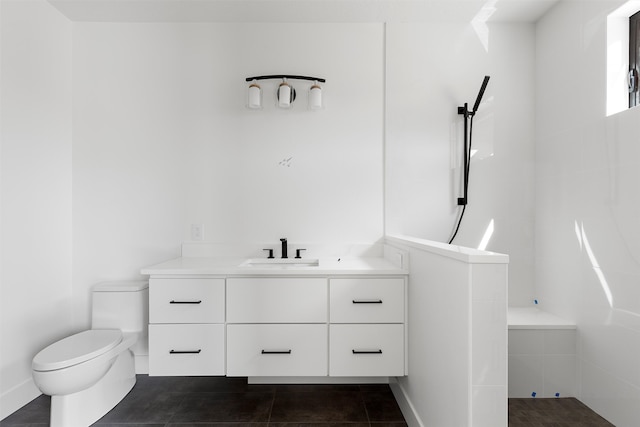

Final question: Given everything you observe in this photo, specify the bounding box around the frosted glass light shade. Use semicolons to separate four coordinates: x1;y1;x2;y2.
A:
277;80;294;108
309;83;322;110
247;82;262;109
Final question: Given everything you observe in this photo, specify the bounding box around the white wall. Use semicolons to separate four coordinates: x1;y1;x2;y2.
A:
72;23;384;326
71;18;536;328
385;22;536;306
535;1;640;425
0;0;73;418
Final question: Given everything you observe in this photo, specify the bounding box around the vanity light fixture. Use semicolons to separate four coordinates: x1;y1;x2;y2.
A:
245;74;326;111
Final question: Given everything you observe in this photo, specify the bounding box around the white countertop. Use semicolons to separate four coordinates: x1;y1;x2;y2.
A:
140;256;408;276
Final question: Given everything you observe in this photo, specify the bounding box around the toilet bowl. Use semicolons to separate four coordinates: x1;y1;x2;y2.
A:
32;329;134;395
31;281;148;427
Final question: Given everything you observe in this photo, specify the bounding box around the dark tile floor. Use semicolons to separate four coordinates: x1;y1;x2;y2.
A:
1;376;617;427
0;376;407;427
509;398;615;427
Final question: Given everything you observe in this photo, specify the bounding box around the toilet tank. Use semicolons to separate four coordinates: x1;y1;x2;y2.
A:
91;281;149;333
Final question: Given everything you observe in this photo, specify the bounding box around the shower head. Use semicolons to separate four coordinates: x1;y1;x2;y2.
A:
472;75;490;114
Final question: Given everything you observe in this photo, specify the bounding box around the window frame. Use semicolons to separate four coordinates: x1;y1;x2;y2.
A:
630;10;640;108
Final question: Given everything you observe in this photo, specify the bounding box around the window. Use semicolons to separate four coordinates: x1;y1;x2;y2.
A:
606;1;640;116
630;11;640;108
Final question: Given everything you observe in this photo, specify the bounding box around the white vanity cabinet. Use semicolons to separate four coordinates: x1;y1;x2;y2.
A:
145;271;407;379
226;278;328;376
148;278;226;376
329;278;406;376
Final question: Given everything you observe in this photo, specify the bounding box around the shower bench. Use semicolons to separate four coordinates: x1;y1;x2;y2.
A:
508;307;577;398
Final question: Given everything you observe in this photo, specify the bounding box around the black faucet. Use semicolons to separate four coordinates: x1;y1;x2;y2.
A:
262;248;274;259
280;238;288;259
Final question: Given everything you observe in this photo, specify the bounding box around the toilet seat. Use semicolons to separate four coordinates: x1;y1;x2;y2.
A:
33;329;122;372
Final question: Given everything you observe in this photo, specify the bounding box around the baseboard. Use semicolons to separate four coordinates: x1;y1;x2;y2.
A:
389;378;424;427
0;377;41;421
248;376;390;384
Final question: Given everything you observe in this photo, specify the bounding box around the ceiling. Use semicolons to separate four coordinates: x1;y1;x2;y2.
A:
47;0;560;23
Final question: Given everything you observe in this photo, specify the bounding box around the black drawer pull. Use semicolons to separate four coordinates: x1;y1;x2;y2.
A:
352;299;383;304
352;349;383;354
261;349;292;354
169;300;202;304
169;349;202;354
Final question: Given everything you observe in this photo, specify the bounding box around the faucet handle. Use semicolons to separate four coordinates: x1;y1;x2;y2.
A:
263;248;274;259
295;249;306;259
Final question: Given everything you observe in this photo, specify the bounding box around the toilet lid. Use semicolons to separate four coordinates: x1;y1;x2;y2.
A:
32;329;122;371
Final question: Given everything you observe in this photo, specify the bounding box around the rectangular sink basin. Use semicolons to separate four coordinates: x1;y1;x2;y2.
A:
239;258;320;268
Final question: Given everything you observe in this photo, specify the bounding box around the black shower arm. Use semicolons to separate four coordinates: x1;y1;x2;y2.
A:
457;102;470;206
456;75;490;206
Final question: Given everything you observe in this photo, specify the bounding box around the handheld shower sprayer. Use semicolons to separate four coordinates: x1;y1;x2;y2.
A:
458;75;490;118
472;75;490;115
449;75;491;244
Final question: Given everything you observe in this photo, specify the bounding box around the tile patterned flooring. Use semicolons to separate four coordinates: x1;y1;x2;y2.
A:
508;398;615;427
1;376;616;426
0;376;407;427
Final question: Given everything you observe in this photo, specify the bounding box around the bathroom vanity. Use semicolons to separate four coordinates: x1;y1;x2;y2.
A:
141;249;408;381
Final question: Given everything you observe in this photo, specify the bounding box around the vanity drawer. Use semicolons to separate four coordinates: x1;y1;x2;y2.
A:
149;324;225;376
329;324;404;377
330;278;404;323
227;278;327;323
227;324;328;376
149;278;225;324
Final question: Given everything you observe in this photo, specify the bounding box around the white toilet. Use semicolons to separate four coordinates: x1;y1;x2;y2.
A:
32;281;149;427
